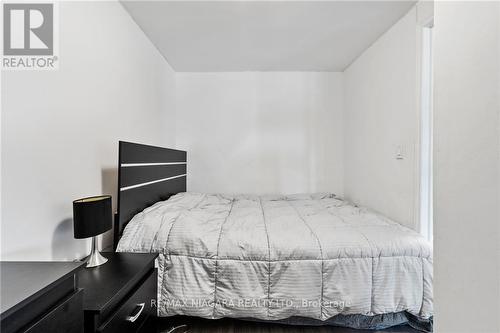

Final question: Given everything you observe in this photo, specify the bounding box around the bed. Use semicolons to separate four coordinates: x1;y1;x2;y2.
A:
114;142;433;332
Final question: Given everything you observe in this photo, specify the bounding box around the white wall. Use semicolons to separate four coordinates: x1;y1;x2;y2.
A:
433;2;500;332
343;7;419;229
176;72;343;195
0;1;176;260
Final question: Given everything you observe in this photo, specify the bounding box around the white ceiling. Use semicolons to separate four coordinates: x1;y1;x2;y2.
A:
121;1;416;72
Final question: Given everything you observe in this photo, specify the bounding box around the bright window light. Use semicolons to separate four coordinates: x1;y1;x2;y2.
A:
420;27;433;242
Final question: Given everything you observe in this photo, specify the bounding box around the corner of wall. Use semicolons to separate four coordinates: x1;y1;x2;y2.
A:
341;4;421;229
118;0;178;149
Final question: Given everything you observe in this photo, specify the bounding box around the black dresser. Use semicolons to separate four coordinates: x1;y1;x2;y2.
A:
77;252;158;333
0;261;85;333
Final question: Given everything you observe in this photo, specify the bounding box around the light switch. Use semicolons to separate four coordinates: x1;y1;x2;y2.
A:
396;145;404;160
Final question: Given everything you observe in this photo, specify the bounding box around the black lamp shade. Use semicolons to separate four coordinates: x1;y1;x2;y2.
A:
73;195;112;239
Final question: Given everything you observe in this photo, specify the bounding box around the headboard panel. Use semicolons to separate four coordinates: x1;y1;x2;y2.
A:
114;141;187;249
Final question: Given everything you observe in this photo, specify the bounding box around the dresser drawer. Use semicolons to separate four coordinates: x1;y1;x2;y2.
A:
24;289;83;333
97;270;156;333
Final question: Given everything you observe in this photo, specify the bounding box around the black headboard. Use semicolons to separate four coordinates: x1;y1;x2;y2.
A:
114;141;187;249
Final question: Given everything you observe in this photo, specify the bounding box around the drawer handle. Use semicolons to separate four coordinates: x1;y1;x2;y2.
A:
126;303;145;323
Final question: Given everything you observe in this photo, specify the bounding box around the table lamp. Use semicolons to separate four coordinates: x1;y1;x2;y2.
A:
73;195;112;268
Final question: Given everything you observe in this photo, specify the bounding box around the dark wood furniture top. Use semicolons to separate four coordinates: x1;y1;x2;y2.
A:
0;261;84;316
77;252;158;333
0;261;85;333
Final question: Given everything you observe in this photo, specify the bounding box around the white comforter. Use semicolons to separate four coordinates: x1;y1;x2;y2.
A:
117;192;433;321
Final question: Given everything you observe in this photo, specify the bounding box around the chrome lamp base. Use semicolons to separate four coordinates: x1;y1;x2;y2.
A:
86;235;108;268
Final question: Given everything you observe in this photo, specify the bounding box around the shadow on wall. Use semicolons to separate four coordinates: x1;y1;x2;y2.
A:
51;218;86;260
102;167;118;250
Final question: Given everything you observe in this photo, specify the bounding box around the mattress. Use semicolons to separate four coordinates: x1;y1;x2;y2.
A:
117;192;433;323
